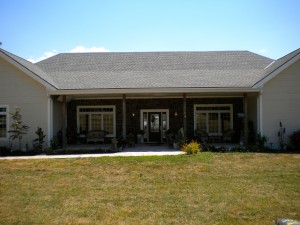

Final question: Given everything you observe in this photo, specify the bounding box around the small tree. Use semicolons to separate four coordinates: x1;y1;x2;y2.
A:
278;121;286;150
8;107;29;150
33;127;46;153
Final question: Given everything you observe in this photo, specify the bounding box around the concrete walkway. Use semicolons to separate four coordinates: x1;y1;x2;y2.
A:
0;145;184;160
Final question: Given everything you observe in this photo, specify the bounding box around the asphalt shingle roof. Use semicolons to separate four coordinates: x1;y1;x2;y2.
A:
36;51;273;90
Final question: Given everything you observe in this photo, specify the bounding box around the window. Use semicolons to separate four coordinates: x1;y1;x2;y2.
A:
0;106;8;138
77;106;116;137
194;104;232;135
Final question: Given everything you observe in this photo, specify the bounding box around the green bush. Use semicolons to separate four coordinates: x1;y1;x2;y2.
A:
0;146;11;156
290;130;300;150
181;140;202;155
256;133;268;148
45;147;54;155
33;127;46;153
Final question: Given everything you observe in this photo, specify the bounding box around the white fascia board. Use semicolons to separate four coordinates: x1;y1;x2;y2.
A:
253;53;300;88
48;87;260;96
0;51;56;91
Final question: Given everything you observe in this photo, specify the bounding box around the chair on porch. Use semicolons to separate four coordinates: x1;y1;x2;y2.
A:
223;129;235;143
86;130;107;144
126;132;136;147
194;129;209;143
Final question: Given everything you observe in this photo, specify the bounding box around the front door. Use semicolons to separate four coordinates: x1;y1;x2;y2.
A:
148;112;161;142
141;109;169;143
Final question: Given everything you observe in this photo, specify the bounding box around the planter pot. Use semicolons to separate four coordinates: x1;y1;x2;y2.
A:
137;134;144;144
173;143;179;149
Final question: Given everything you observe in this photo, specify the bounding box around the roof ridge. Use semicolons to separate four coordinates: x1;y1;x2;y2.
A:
54;50;251;54
0;48;32;62
275;48;300;61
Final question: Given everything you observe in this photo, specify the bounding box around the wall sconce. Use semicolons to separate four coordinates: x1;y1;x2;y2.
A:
132;112;135;117
174;112;178;117
237;113;244;118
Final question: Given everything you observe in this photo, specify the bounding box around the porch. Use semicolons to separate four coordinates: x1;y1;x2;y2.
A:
49;91;261;148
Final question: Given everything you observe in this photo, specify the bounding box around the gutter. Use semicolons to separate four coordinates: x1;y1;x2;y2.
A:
47;87;261;96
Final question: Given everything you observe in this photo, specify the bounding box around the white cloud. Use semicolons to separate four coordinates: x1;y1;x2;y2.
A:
28;45;110;63
259;49;267;53
68;45;110;53
28;50;58;63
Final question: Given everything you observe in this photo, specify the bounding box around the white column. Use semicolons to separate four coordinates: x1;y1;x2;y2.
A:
62;95;67;148
258;91;263;135
183;93;187;137
122;94;126;139
243;93;248;145
47;96;53;146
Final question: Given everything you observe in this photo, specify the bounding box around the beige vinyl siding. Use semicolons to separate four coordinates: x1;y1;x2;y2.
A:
262;60;300;146
0;57;49;149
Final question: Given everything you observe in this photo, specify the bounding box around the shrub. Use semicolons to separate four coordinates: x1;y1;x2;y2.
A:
202;144;216;152
256;133;268;148
45;147;54;155
181;140;202;155
33;127;46;153
50;136;58;150
0;146;11;156
8;107;29;150
290;130;300;150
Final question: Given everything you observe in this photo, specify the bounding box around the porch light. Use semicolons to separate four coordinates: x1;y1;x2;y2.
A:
132;112;135;117
237;113;244;118
174;112;178;117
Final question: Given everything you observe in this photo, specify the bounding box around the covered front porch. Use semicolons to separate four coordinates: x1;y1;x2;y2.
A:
49;89;262;149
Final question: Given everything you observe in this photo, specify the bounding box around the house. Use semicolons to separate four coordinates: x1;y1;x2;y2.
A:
0;48;300;149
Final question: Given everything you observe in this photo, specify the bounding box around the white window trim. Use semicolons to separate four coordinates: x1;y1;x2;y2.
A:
0;105;9;139
76;105;116;137
194;104;233;135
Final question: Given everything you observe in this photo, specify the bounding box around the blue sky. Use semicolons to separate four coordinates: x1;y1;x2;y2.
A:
1;0;300;62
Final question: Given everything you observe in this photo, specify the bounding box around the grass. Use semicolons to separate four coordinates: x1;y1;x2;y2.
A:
0;153;299;225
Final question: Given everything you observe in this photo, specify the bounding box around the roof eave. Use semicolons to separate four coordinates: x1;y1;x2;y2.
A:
48;87;260;96
253;51;300;88
0;50;57;91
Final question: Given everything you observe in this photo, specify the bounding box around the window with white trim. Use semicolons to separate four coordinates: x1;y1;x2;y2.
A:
194;104;233;135
0;106;8;138
77;106;116;137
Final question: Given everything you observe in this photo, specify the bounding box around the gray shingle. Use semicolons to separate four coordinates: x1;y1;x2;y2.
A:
36;51;273;89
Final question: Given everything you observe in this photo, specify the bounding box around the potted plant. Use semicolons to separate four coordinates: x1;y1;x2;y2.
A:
175;128;186;149
165;129;175;148
137;129;145;144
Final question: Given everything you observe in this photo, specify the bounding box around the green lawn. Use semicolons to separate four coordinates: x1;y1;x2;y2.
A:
0;153;299;225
